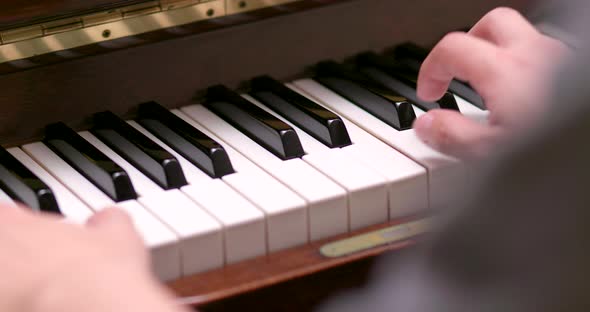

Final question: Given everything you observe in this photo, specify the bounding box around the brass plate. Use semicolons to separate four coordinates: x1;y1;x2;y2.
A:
0;0;304;63
320;218;431;258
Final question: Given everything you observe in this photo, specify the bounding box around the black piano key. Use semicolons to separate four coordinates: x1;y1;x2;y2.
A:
446;80;486;110
44;123;137;202
355;52;460;112
249;76;352;148
0;147;60;213
313;61;416;130
391;44;487;110
204;85;305;160
91;111;188;190
390;41;430;61
397;57;486;110
136;101;234;178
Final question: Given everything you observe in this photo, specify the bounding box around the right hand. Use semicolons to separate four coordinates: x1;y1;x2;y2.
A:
413;7;571;159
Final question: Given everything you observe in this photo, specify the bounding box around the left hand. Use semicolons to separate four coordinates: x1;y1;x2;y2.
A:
0;204;185;312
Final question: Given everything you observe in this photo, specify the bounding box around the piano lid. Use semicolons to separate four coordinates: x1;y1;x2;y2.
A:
0;0;338;73
0;1;144;30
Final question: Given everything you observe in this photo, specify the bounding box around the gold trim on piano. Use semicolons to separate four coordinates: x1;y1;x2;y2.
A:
0;0;300;63
319;218;431;258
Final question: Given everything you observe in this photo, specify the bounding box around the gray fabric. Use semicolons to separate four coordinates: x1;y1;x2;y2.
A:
319;2;590;311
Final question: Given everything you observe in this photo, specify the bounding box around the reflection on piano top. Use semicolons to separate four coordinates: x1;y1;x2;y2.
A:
0;0;137;29
0;0;340;73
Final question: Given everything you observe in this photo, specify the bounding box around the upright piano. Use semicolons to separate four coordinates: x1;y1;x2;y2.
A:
0;0;532;310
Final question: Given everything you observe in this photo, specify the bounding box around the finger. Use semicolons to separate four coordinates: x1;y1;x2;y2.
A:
0;203;31;220
468;7;539;46
417;32;499;102
86;208;136;235
87;208;148;266
413;110;504;160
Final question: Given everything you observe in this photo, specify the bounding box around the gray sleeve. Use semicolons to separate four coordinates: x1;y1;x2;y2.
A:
318;87;590;312
528;0;590;48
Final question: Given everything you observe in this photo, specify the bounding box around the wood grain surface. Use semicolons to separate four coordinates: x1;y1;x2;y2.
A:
169;217;421;307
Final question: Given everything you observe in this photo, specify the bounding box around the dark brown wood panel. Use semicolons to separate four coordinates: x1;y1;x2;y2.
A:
169;217;421;307
197;255;396;312
0;0;144;29
0;0;348;75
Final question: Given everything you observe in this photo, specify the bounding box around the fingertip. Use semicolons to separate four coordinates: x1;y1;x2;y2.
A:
87;208;133;230
414;110;501;160
413;113;435;143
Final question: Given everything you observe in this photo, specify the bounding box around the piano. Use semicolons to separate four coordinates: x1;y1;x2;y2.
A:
0;0;532;310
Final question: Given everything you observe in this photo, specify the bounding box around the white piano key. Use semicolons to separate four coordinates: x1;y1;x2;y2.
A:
292;79;466;207
116;199;182;281
23;142;115;210
129;121;268;261
282;85;429;217
7;147;93;223
455;95;489;122
243;95;389;229
22;142;182;281
338;126;429;217
412;105;427;118
304;149;388;229
78;131;163;197
172;110;314;243
79;131;226;273
174;106;348;246
137;190;223;274
181;180;265;264
221;169;308;250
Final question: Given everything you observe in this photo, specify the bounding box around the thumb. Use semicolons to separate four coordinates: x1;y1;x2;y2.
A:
86;208;136;234
413;110;503;160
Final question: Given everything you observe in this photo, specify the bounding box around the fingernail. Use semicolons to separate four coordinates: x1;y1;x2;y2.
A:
413;114;434;142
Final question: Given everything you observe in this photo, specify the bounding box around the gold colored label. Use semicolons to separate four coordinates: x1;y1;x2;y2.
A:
320;219;431;258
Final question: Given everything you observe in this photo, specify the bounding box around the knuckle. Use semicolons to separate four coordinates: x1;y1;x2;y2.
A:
440;31;466;45
433;32;467;57
485;7;520;22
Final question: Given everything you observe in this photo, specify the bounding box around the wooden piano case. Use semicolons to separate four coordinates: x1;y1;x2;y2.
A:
0;0;532;310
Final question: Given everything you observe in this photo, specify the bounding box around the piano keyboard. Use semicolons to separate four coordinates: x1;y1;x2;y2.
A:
0;43;488;281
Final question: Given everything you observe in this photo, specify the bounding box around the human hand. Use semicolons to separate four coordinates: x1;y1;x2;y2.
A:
413;7;571;159
0;204;187;312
